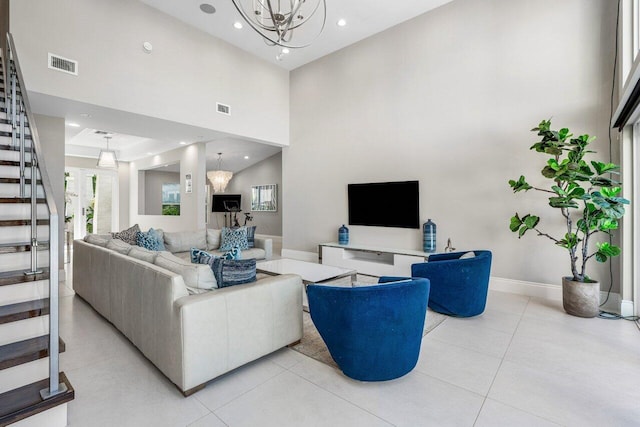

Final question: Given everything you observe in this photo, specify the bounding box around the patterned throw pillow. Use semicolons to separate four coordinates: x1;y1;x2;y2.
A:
112;224;140;245
246;225;257;249
223;246;242;260
210;258;256;288
220;227;249;251
137;228;165;251
190;247;214;264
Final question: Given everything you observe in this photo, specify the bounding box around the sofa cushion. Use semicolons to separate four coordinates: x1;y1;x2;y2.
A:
164;229;207;253
220;227;249;251
190;247;215;264
210;258;256;288
206;229;221;250
84;234;111;247
137;228;165;251
246;225;257;248
112;224;140;245
128;246;158;263
107;238;133;255
155;251;217;290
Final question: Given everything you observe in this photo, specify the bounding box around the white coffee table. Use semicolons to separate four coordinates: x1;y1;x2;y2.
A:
257;258;357;285
257;259;357;311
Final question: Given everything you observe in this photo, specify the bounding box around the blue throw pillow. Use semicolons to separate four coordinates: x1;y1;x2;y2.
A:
220;227;249;251
210;258;256;287
137;228;165;251
246;225;257;248
223;246;242;260
190;247;214;264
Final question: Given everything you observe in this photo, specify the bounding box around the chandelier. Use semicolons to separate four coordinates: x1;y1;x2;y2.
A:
231;0;327;49
207;153;233;193
97;136;118;169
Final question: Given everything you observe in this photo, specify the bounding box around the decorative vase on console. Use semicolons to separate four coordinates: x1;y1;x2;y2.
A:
423;219;436;253
338;224;349;245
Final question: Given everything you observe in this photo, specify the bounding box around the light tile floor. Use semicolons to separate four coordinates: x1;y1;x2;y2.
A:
59;264;640;427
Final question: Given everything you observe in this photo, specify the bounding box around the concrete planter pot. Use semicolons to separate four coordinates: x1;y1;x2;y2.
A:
562;277;600;318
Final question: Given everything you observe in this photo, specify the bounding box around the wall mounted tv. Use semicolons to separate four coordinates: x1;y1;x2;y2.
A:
212;194;241;212
348;181;420;229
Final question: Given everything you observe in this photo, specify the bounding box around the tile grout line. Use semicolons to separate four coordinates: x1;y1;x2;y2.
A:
472;297;531;426
286;363;398;427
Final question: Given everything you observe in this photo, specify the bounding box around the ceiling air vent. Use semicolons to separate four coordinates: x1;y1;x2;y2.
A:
94;130;110;135
216;102;231;116
48;53;78;75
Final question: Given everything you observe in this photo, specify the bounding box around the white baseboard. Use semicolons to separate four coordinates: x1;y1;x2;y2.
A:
281;249;317;263
620;300;635;317
489;276;562;300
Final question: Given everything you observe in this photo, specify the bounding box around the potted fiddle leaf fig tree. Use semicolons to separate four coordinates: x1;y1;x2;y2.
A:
508;119;630;318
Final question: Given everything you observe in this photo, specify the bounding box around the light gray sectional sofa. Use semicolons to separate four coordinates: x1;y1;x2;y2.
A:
72;229;301;396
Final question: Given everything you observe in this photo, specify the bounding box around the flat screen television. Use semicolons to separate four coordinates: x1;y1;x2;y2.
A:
212;194;241;212
348;181;420;229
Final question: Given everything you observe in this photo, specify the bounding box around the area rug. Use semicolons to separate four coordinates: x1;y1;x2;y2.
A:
291;274;448;369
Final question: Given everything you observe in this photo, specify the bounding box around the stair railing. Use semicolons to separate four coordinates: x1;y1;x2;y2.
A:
4;33;65;400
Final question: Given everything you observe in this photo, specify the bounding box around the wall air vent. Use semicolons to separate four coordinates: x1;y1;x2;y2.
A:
48;53;78;75
216;102;231;116
94;130;110;135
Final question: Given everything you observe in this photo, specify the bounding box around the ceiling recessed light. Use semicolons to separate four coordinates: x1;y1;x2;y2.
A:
337;18;347;27
199;3;216;14
179;141;187;145
233;21;243;29
281;48;290;54
244;155;249;159
67;122;80;127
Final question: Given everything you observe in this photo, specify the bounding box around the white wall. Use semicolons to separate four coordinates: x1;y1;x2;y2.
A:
130;143;206;232
217;152;282;235
10;0;290;146
285;0;618;289
140;170;180;215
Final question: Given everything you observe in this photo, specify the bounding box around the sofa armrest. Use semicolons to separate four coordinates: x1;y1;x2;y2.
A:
254;236;273;260
175;274;302;390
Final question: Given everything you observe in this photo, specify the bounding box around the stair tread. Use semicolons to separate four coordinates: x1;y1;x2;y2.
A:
0;198;46;204
0;298;49;325
0;372;74;425
0;241;50;254
0;219;50;226
0;268;49;286
0;335;65;371
0;145;34;153
0;178;41;184
0;160;33;167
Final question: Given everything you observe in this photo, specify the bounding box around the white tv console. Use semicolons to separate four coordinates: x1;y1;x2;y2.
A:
318;242;431;277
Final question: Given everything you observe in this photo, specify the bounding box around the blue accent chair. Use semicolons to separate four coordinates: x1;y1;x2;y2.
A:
307;277;430;381
411;250;492;317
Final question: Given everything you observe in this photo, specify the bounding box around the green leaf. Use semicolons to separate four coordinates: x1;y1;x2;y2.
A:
523;215;540;229
541;166;557;179
595;242;622;262
591;161;619;175
556;233;580;249
509;176;533;193
549;197;579;209
509;214;522;232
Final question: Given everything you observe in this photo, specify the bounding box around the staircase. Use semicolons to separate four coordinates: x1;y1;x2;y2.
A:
0;35;73;426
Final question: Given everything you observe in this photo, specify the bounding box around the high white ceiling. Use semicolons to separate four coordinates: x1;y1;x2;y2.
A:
140;0;454;70
48;0;454;171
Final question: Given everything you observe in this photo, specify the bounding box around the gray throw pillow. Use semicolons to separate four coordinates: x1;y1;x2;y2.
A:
111;224;140;245
128;246;157;263
220;227;249;251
